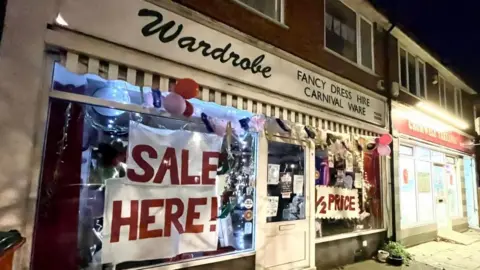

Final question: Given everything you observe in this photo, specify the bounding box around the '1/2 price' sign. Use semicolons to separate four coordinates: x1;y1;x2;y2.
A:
315;186;359;219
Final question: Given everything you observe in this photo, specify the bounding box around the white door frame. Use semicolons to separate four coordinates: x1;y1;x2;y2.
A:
464;157;479;228
255;132;315;270
432;163;452;231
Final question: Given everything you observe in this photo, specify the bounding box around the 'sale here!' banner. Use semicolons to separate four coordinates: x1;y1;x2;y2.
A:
102;122;222;264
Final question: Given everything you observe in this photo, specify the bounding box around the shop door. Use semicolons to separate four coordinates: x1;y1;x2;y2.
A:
432;164;451;231
256;136;314;270
464;157;479;228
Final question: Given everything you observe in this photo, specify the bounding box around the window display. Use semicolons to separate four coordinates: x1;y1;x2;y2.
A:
315;133;383;238
31;66;259;269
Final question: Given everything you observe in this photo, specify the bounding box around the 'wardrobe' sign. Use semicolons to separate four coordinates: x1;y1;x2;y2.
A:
57;0;386;126
138;9;272;79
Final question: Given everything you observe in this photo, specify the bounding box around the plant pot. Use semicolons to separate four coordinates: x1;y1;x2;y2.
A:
377;250;389;263
386;255;404;266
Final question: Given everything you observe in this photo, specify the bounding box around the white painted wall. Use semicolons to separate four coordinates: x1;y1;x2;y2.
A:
0;0;57;268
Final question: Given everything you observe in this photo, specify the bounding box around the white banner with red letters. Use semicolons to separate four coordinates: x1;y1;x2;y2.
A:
102;122;222;264
315;186;360;219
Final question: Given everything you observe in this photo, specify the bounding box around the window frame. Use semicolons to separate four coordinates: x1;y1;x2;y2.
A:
397;45;427;99
36;59;263;270
438;75;447;109
399;144;437;229
233;0;286;26
454;88;463;117
323;0;375;73
446;155;462;218
415;59;427;99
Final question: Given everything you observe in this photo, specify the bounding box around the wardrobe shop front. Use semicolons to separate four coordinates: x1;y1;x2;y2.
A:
27;0;391;269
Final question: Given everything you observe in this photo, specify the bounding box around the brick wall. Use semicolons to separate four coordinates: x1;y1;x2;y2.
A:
173;0;385;93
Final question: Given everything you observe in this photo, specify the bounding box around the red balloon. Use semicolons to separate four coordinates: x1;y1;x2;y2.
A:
175;78;199;99
379;134;393;145
183;100;194;117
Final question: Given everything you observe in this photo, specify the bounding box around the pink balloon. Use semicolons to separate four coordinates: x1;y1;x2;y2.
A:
379;134;393;145
164;92;186;115
377;144;391;156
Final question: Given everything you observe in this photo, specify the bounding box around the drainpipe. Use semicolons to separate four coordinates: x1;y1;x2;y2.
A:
384;22;396;242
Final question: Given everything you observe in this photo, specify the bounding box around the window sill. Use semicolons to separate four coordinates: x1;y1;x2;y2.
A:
231;0;289;29
315;228;386;244
140;250;255;270
399;88;426;101
324;47;377;77
400;221;436;230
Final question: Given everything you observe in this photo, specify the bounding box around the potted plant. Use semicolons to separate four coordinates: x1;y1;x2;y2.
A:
381;241;412;266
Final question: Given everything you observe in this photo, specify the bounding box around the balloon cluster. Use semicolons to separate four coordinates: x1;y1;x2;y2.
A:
376;134;392;156
163;78;199;117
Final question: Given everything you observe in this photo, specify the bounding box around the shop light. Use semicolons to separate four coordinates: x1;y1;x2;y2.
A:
392;107;452;132
55;13;68;26
416;102;469;130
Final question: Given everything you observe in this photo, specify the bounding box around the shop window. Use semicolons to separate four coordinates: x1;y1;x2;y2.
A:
266;141;306;223
315;134;383;238
32;67;257;269
415;160;434;223
399;145;413;156
415;147;430;161
431;151;444;163
398;47;426;98
235;0;284;23
399;156;417;226
325;0;374;71
398;146;463;228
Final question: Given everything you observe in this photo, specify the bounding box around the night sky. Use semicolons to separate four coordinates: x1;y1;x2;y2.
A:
370;0;479;92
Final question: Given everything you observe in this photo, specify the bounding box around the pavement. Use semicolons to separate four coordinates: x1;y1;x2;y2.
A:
337;229;480;270
406;229;480;270
338;260;439;270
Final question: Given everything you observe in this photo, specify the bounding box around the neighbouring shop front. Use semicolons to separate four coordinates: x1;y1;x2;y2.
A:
28;0;391;269
392;103;477;246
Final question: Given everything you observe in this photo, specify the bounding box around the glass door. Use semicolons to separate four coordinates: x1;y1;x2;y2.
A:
266;141;306;223
432;163;450;231
256;136;314;270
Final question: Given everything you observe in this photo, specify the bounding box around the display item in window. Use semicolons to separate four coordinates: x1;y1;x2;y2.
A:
293;175;304;195
280;172;293;198
267;164;280;185
266;196;279;217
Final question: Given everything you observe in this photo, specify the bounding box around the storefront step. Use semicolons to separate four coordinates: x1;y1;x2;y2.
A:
438;229;480;245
